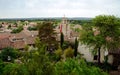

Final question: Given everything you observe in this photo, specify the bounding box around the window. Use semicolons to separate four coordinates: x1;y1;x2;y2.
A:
93;55;98;60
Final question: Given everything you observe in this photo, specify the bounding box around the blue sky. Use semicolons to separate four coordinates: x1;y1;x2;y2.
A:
0;0;120;18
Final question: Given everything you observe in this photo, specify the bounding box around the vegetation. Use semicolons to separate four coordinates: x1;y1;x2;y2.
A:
0;16;113;75
64;47;74;58
38;22;58;52
60;32;64;48
27;26;37;31
0;37;108;75
55;58;108;75
0;47;18;62
11;25;23;33
79;15;120;64
0;24;2;28
74;37;79;57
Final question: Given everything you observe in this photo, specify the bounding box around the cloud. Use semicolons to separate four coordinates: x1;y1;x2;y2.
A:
0;0;120;18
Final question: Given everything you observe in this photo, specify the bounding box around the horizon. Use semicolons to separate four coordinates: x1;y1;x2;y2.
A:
0;16;93;19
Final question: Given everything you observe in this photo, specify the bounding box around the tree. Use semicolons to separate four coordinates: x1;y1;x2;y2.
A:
60;32;64;48
22;37;54;75
0;24;2;28
38;22;58;52
3;63;28;75
55;58;108;75
0;47;18;62
79;15;120;64
11;25;23;33
0;60;4;75
74;37;79;57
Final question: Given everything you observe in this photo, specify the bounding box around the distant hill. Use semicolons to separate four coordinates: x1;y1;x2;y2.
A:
0;17;92;21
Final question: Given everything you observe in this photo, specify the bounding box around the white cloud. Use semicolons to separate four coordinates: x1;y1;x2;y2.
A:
0;0;120;18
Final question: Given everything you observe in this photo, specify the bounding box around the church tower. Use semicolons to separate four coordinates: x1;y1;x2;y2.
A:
60;15;71;39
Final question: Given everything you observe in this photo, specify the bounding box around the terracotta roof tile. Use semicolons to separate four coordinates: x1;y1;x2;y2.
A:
0;38;11;49
12;41;25;49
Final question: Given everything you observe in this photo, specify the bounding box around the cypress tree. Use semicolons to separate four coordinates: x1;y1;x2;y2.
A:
60;32;64;49
74;37;79;57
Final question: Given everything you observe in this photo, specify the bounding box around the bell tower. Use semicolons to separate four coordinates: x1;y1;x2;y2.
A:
60;15;70;39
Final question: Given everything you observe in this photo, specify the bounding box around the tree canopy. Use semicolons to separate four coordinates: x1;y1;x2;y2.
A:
38;22;58;52
79;15;120;63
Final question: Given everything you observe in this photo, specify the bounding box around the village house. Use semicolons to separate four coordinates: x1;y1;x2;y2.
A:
0;30;38;50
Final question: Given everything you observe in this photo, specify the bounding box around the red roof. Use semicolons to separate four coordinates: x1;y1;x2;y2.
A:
12;40;25;49
0;38;11;49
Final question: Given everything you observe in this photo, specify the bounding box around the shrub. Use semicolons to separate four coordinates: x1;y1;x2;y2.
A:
11;25;23;33
55;58;108;75
54;48;63;61
27;26;37;31
64;47;74;58
0;47;18;62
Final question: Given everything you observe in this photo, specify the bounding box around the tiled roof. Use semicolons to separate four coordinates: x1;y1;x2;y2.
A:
25;36;36;45
0;31;37;49
0;33;11;39
0;38;11;49
11;40;25;49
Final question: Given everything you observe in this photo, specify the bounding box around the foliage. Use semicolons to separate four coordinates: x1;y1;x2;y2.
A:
54;47;63;61
79;15;120;64
62;41;74;50
74;28;81;32
0;24;2;28
22;37;55;75
0;38;108;75
64;47;74;58
38;22;58;51
55;58;108;75
70;20;92;25
60;32;64;48
74;37;79;57
0;47;19;62
11;25;23;33
93;15;120;49
0;60;4;75
3;63;28;75
27;26;37;31
7;25;11;29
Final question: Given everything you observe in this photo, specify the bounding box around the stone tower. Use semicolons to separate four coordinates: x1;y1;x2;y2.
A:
60;15;71;39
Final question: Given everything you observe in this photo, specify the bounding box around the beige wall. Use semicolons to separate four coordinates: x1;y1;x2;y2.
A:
78;43;113;64
78;43;94;62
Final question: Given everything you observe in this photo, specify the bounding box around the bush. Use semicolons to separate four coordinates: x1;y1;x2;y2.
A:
0;60;4;75
64;47;74;58
3;63;28;75
27;26;37;31
55;58;108;75
11;26;23;33
54;48;63;61
0;47;18;62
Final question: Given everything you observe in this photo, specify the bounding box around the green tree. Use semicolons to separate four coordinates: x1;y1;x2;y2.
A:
3;63;28;75
22;37;54;75
74;37;79;57
11;25;23;33
0;47;18;62
0;60;4;75
79;15;120;64
60;32;64;48
38;22;58;52
0;24;2;28
54;47;63;61
55;58;108;75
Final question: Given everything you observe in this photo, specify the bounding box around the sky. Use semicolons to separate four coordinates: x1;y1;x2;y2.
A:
0;0;120;18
